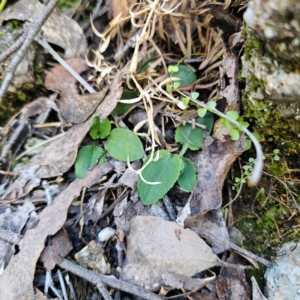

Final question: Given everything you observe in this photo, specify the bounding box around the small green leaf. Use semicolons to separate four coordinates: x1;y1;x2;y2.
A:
226;110;239;120
173;81;180;89
208;101;216;110
229;128;240;140
245;139;252;150
137;150;183;205
273;149;280;154
221;118;229;128
104;128;144;162
89;117;111;140
178;157;196;192
182;97;190;106
274;155;280;161
198;108;207;118
75;145;106;179
113;89;139;115
238;120;250;128
191;92;199;100
168;65;179;73
253;133;261;141
168;64;197;86
167;84;172;93
175;113;214;150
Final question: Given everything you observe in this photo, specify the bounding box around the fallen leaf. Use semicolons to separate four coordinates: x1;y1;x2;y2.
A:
0;0;87;58
184;209;231;254
188;133;246;216
121;216;225;291
40;230;73;271
21;77;122;178
45;58;108;124
215;252;251;300
0;163;113;300
0;201;35;270
162;272;214;291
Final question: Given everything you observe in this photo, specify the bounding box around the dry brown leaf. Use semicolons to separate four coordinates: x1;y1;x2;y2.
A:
111;0;134;18
0;163;113;300
216;253;251;300
21;76;122;179
45;58;108;124
188;133;246;216
185;209;231;254
121;216;225;291
0;0;87;58
40;230;73;271
0;202;36;269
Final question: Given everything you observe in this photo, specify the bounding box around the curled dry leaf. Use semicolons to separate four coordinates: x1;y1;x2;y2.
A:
0;0;87;58
121;216;225;291
0;163;113;300
45;58;108;124
40;230;73;271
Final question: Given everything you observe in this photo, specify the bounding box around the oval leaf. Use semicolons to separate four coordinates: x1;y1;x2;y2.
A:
168;64;197;86
104;128;144;162
90;117;111;140
178;157;196;192
175;112;214;150
75;145;105;179
137;150;183;205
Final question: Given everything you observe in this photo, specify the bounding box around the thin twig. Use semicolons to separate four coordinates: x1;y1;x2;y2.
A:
59;259;162;300
96;283;113;300
0;0;59;102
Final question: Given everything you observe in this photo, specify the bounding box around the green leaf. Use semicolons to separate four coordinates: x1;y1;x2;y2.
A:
208;101;217;110
198;108;207;118
253;133;261;141
221;118;229;128
168;65;179;73
173;81;180;89
167;84;172;93
229;128;240;140
89;117;111;140
273;149;280;154
191;92;199;100
274;155;280;161
168;64;197;86
137;150;183;205
175;113;214;150
178;157;196;192
113;89;139;115
245;139;252;150
139;52;156;73
226;110;239;120
182;97;190;106
75;145;106;179
104;128;144;162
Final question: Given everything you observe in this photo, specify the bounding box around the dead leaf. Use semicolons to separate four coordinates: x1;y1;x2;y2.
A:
121;216;225;291
162;272;213;291
45;58;108;124
188;133;246;216
40;230;73;271
111;0;134;18
21;77;122;179
0;0;87;58
216;252;251;300
185;209;231;254
0;201;35;270
0;163;113;300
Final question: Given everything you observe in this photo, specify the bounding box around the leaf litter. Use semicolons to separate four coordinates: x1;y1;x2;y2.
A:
0;0;274;299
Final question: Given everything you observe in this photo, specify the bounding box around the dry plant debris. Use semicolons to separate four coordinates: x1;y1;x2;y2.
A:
0;0;290;299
